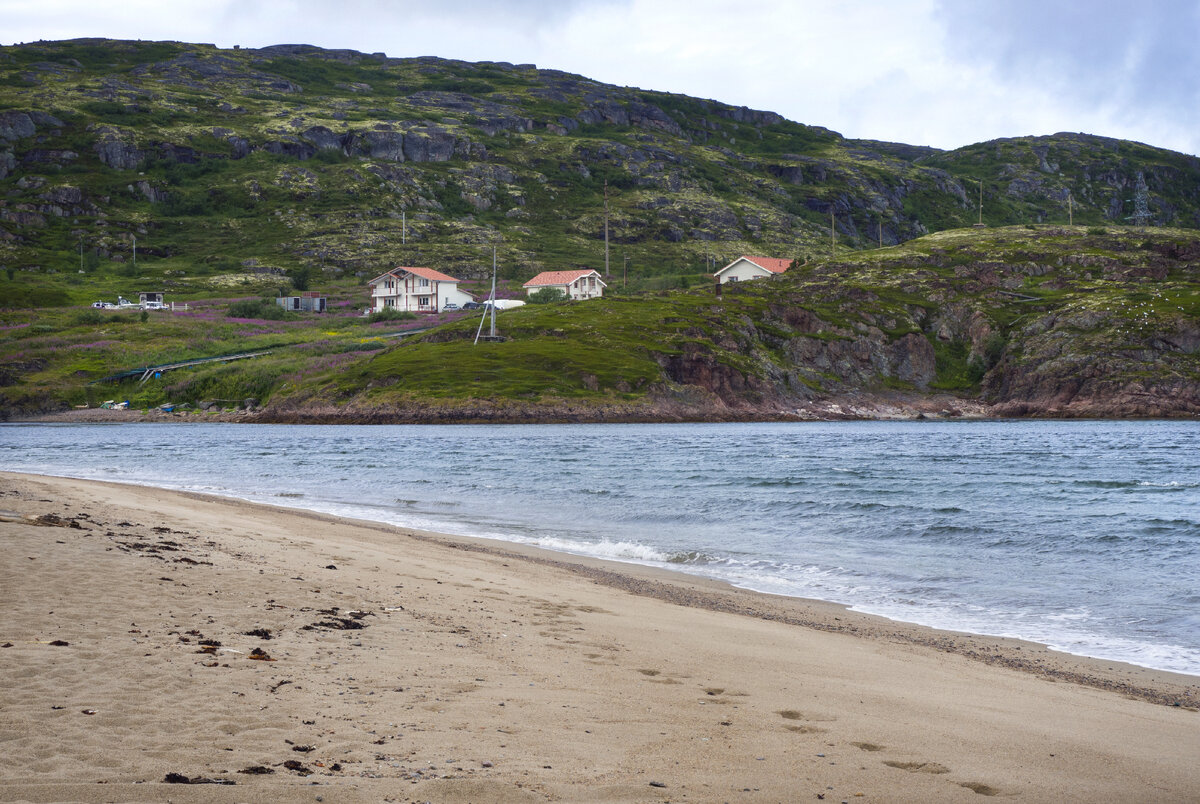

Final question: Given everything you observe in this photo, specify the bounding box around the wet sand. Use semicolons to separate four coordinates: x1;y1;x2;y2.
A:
1;471;1197;802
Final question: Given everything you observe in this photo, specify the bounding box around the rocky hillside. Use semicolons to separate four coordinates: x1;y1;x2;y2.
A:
251;225;1200;423
2;39;1198;423
2;224;1197;421
2;38;1200;290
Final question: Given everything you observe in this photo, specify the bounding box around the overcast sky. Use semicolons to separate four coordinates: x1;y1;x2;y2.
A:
4;0;1198;156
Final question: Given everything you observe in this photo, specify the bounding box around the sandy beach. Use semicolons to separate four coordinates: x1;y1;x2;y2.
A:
1;471;1197;803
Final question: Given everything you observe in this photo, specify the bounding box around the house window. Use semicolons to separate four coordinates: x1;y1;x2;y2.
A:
728;276;739;282
418;296;430;308
418;278;430;287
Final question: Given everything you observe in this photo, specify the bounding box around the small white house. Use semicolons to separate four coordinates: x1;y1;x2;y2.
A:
522;269;606;300
713;255;793;284
367;266;475;313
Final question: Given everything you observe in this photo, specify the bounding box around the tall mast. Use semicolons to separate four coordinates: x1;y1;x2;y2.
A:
474;245;499;345
604;180;610;278
489;246;497;338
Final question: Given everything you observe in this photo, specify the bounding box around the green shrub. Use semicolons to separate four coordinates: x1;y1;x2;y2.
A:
366;307;417;323
227;298;287;320
527;287;565;304
966;333;1006;383
288;266;312;292
73;309;113;325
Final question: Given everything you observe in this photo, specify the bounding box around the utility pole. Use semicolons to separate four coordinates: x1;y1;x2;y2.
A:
978;180;983;226
402;208;406;245
132;234;137;269
603;180;610;279
878;219;883;248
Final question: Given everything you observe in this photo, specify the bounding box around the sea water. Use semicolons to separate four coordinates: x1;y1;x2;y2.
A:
2;420;1197;676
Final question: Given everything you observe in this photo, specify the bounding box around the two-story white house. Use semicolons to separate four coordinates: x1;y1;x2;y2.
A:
522;269;607;300
367;266;475;313
713;255;794;284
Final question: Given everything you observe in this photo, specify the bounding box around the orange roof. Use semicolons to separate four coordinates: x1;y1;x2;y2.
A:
523;269;605;288
397;266;461;283
367;266;461;285
739;255;792;274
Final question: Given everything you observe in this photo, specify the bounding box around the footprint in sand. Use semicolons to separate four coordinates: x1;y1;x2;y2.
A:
959;781;1001;796
777;709;836;722
851;742;885;752
785;724;827;734
777;710;830;733
883;760;951;775
635;668;681;685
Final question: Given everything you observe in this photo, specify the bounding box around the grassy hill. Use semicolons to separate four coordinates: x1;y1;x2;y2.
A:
1;40;1198;420
4;224;1197;420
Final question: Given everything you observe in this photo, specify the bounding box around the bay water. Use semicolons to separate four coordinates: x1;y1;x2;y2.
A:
3;420;1197;676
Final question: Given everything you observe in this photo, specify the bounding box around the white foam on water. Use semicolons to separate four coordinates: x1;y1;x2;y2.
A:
4;420;1199;678
524;536;673;563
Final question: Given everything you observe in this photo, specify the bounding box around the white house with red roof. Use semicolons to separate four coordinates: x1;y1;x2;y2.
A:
713;255;794;284
522;269;607;300
367;266;475;313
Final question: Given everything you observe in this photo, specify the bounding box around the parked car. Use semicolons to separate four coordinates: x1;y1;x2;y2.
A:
442;302;460;310
142;301;166;310
461;301;483;310
91;301;117;309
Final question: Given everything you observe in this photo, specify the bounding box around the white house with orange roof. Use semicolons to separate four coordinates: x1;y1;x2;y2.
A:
522;269;607;300
713;255;794;284
367;266;475;313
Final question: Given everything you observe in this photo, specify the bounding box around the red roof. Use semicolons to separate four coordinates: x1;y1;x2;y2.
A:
739;255;792;274
523;269;605;288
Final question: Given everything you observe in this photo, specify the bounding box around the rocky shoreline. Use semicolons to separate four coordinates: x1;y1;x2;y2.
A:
15;387;1200;426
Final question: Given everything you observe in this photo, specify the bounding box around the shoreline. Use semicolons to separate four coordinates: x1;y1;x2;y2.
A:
409;529;1200;704
2;471;1199;801
5;456;1200;684
6;464;1197;684
12;399;1200;429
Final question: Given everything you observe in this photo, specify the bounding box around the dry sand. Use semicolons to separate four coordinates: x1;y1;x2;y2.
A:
1;471;1197;803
